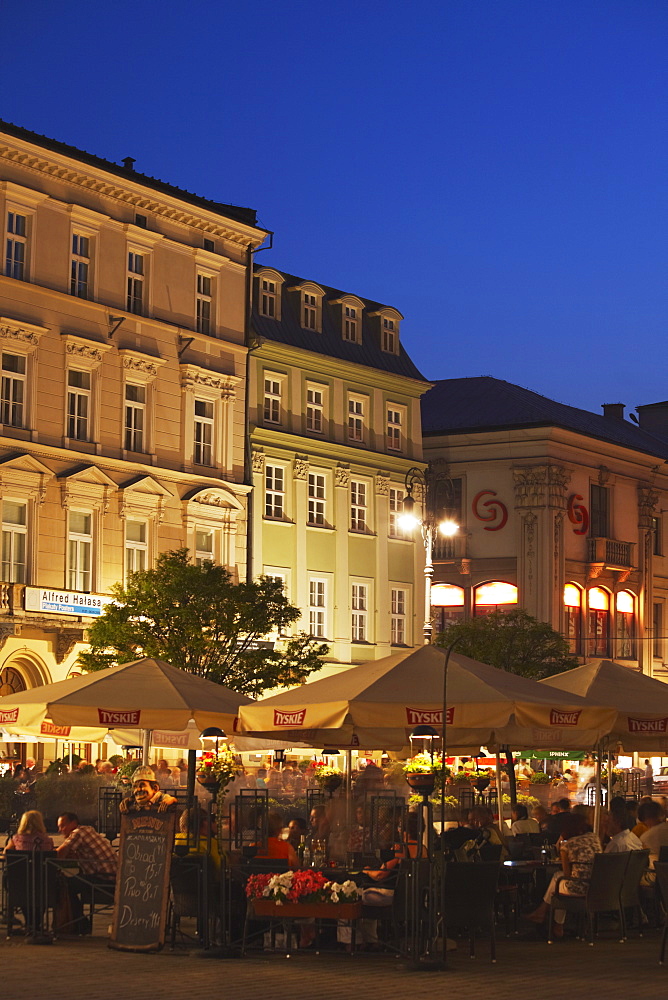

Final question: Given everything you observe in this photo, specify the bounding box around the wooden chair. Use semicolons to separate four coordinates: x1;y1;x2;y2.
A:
547;851;628;945
619;849;650;940
441;861;501;962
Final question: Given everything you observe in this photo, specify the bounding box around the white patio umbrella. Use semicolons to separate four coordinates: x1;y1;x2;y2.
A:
0;656;252;762
238;645;617;751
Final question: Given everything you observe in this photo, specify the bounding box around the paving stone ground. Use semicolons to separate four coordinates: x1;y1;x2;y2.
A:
2;923;668;1000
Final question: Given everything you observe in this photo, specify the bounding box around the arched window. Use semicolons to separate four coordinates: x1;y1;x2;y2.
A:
0;665;26;696
616;590;636;660
587;587;610;657
564;583;583;656
474;581;518;616
430;583;465;632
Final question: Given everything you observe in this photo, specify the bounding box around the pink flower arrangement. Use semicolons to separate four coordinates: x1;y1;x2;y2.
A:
245;870;360;904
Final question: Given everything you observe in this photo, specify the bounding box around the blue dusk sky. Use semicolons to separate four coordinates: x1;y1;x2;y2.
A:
3;1;666;415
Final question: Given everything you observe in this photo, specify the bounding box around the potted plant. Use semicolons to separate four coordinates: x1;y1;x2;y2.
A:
245;870;362;919
403;753;436;795
198;744;243;798
313;763;343;796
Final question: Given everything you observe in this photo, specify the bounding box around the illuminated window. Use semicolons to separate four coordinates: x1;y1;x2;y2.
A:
1;353;26;428
386;407;402;451
265;465;285;519
124;383;146;452
1;500;27;583
391;588;407;645
67;369;91;441
389;487;410;539
431;583;466;632
127;251;144;314
308;473;326;526
71;233;90;298
196;273;212;334
195;528;215;566
351;583;368;642
263;377;282;425
587;587;610;657
309;578;327;637
68;510;93;592
564;583;583;655
350;480;367;532
125;519;147;579
5;212;27;281
474;581;518;615
193;398;214;466
348;396;365;443
306;385;324;433
616;590;636;660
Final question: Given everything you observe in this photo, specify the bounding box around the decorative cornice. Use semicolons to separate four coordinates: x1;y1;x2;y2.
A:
638;485;660;528
513;464;570;509
119;351;165;381
62;334;112;368
0;144;265;249
55;628;85;664
179;364;238;399
0;317;48;353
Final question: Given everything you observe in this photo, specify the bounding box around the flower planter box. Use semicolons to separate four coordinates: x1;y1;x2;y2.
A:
250;900;362;920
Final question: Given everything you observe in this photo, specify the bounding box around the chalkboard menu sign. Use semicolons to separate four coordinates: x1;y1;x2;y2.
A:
110;810;176;952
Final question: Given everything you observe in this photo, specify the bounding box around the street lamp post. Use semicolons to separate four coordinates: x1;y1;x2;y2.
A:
399;461;459;644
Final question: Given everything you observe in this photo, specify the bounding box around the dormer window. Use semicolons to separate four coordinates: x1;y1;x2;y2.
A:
344;306;358;342
382;316;397;353
303;292;318;330
261;278;277;317
255;269;283;321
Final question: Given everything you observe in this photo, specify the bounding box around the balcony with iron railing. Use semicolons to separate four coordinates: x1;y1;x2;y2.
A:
587;538;635;569
432;533;467;562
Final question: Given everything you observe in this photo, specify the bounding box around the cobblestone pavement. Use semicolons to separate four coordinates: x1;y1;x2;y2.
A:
2;926;668;1000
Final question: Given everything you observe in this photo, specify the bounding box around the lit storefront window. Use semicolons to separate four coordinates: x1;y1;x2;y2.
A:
587;587;610;657
564;583;583;656
431;583;465;633
616;590;636;660
474;581;518;616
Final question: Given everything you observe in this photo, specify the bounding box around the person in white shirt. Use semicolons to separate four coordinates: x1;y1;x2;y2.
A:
510;803;540;836
604;807;644;853
644;759;654;793
640;801;668;867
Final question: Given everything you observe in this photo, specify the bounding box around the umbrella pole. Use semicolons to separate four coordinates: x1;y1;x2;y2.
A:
141;729;152;766
495;752;505;831
607;750;613;804
593;745;602;837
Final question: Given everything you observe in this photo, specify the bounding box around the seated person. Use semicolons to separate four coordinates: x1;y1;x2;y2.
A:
254;811;299;868
527;812;602;938
56;812;118;933
604;804;644;853
175;807;222;872
465;806;508;859
510;803;540;836
286;816;309;852
4;809;54;853
640;800;668;872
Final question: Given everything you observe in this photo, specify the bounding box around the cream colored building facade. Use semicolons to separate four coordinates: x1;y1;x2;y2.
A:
249;265;431;674
422;378;668;680
0;121;267;706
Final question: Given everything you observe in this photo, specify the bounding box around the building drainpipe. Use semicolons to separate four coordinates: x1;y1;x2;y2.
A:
243;232;273;584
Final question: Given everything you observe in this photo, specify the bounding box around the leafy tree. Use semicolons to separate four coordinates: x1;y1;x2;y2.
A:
434;608;578;679
78;549;328;696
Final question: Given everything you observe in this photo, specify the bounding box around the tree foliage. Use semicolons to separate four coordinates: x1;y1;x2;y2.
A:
434;608;578;679
78;549;328;696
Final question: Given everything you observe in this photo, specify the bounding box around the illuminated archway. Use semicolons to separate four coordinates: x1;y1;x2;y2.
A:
474;581;518;616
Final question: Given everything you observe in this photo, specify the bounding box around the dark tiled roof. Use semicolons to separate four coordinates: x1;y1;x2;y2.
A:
0;119;261;229
422;377;668;460
252;265;427;382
